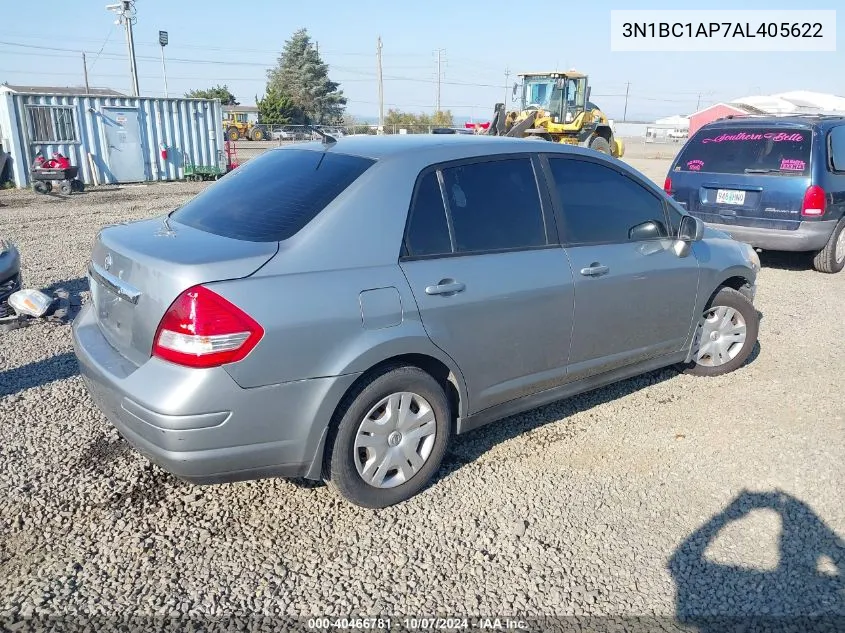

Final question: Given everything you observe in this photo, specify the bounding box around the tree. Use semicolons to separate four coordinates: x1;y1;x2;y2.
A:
185;84;238;105
383;109;454;133
257;86;299;125
266;28;347;125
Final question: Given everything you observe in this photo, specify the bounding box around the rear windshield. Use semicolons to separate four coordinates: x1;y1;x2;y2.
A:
675;127;812;176
171;149;375;242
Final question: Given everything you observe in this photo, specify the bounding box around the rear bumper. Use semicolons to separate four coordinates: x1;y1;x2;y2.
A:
705;220;837;252
71;303;359;484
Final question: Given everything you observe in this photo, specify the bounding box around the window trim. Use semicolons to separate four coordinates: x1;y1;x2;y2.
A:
541;152;676;247
25;105;79;144
399;152;560;262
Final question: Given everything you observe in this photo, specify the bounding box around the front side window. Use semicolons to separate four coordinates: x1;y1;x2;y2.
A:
549;158;669;245
440;158;548;254
675;127;812;176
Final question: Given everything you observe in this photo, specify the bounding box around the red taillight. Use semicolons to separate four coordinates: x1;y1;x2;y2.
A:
664;177;673;194
801;185;826;217
152;285;264;368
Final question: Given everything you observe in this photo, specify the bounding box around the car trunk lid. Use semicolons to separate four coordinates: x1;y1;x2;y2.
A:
88;215;278;367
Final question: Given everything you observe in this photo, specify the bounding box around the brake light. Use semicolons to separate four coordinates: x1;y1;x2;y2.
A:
152;285;264;368
801;185;826;217
664;177;673;194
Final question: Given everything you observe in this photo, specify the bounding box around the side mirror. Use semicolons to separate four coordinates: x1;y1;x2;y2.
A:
586;86;591;101
673;214;704;257
678;214;705;242
512;82;519;99
628;220;664;241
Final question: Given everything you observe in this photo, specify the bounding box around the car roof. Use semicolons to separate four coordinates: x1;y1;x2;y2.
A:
274;133;587;161
701;114;845;131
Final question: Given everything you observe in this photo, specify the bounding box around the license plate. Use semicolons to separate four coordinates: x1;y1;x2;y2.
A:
715;189;745;205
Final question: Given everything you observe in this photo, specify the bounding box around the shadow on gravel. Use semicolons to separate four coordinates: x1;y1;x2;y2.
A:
437;366;680;479
759;251;816;272
0;351;79;397
669;490;845;632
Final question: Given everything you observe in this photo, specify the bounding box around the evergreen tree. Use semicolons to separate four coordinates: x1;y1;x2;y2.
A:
266;28;347;124
185;85;238;105
257;86;299;125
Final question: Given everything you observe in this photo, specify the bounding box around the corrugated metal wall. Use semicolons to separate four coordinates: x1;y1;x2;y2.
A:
0;92;222;188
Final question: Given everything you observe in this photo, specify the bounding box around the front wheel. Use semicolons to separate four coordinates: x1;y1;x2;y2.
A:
812;217;845;274
683;287;759;377
589;136;611;154
325;365;452;508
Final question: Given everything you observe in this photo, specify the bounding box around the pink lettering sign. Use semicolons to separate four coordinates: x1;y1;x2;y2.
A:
686;159;704;171
780;158;806;171
701;132;805;143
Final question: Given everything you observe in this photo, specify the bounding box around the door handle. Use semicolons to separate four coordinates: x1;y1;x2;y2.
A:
425;280;465;296
580;263;609;277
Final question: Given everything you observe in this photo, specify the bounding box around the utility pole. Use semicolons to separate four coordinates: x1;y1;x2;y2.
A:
623;82;631;121
159;31;169;98
434;48;445;112
377;36;384;134
82;52;90;95
504;67;510;105
107;1;140;97
696;93;701;111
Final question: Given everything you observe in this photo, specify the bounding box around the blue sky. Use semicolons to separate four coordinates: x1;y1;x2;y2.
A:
0;0;840;122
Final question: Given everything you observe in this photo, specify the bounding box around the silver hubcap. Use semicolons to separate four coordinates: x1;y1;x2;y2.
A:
694;306;747;367
353;392;437;489
835;228;845;264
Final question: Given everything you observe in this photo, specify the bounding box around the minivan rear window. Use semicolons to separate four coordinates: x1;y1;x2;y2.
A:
170;149;375;242
675;127;812;176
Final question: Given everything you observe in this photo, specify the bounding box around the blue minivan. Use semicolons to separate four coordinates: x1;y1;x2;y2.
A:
665;115;845;273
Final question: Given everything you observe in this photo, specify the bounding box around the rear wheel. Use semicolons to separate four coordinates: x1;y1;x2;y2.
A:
812;217;845;274
589;135;611;154
33;181;49;194
250;126;265;141
59;180;72;195
325;365;452;508
683;287;759;377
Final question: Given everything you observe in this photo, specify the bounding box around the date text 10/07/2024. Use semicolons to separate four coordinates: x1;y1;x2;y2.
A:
621;22;823;39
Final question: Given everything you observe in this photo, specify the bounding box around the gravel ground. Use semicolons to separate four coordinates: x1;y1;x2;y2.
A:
1;160;843;630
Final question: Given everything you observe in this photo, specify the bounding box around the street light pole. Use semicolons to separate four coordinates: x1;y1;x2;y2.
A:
159;30;169;98
107;1;140;97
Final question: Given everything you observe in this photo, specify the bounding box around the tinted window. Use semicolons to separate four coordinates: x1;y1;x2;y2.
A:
675;127;812;176
171;149;374;242
829;126;845;172
405;171;452;257
440;158;547;253
549;158;669;244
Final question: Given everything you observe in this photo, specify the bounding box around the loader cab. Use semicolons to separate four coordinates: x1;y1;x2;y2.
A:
520;72;588;124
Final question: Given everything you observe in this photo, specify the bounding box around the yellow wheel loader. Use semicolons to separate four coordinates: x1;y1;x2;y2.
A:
222;112;268;142
485;70;624;158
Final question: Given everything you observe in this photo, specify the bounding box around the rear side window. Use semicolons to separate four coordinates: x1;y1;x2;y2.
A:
171;149;374;242
404;171;452;257
548;158;669;245
829;126;845;172
675;127;812;176
440;158;547;253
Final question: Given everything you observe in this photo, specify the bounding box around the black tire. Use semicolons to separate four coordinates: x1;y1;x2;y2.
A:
226;126;240;142
33;181;48;194
812;217;845;274
589;136;611;154
683;287;759;377
250;126;265;141
71;179;85;192
325;365;452;508
59;180;72;195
